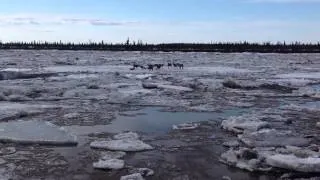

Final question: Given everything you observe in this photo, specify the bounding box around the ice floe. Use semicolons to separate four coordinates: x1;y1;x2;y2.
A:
120;173;145;180
238;129;310;148
172;123;199;130
222;78;296;93
265;154;320;173
157;84;193;92
220;148;271;172
135;74;154;80
93;159;125;170
223;140;240;148
90;139;153;152
187;66;256;76
90;132;153;152
276;72;320;79
221;115;270;134
266;78;314;87
130;168;155;177
0;121;77;146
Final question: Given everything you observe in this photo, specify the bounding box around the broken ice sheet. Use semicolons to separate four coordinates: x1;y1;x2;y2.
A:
0;120;77;146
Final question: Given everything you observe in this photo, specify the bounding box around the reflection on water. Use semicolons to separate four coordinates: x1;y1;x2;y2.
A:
65;107;248;135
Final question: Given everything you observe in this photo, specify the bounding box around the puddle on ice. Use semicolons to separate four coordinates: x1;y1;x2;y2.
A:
0;121;77;146
65;107;247;135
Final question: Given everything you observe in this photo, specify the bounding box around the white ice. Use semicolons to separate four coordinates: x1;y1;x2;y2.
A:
1;68;32;72
120;173;145;180
238;129;309;148
157;84;193;92
276;72;320;79
90;139;153;152
266;78;314;87
90;132;153;152
93;159;125;170
221;115;270;134
266;154;320;172
172;123;199;130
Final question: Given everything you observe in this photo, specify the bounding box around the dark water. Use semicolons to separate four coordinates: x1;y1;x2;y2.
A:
66;107;248;135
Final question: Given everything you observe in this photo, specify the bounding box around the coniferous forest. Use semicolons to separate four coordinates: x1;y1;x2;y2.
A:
1;40;320;53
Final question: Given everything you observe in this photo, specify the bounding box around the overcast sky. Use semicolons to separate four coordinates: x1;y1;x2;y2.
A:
0;0;319;43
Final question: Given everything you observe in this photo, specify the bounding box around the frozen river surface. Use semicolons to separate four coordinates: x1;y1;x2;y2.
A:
0;50;320;180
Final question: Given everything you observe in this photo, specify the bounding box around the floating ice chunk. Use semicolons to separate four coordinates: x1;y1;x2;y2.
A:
0;121;77;146
130;168;154;177
113;132;139;140
172;123;199;130
276;72;320;79
267;78;313;87
221;115;270;134
317;122;320;128
238;129;309;148
142;83;158;89
187;66;255;76
135;74;154;80
135;168;154;177
90;139;153;152
65;74;99;79
266;154;320;172
157;84;193;92
223;140;240;148
120;173;145;180
63;113;79;119
0;147;16;155
220;148;271;172
1;68;32;72
93;159;124;170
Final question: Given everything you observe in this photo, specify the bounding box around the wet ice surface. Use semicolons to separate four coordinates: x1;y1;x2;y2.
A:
0;50;320;179
0;121;77;145
65;107;243;135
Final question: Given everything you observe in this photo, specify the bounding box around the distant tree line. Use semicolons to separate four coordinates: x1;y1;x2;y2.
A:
0;39;320;53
